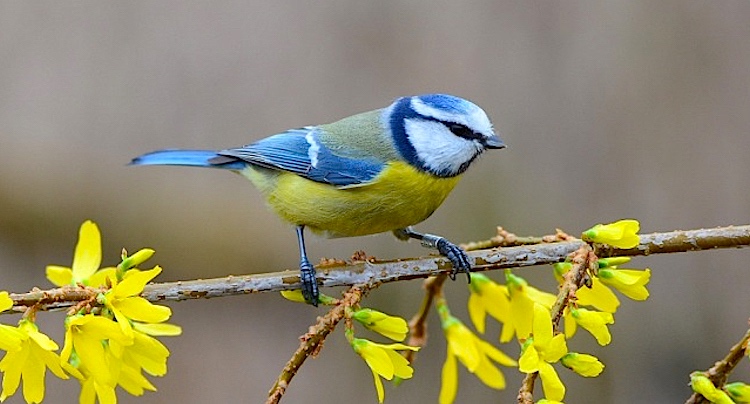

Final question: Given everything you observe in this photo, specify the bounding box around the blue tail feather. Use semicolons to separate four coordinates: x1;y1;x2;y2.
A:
129;149;246;170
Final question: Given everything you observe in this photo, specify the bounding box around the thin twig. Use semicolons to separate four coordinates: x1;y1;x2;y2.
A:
685;327;750;404
6;225;750;313
266;285;370;404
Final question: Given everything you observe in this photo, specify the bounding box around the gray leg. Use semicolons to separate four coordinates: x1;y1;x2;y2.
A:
394;227;472;282
296;225;319;306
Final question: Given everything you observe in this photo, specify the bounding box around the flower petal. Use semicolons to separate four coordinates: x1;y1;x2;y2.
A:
439;349;458;404
72;221;102;282
45;266;73;287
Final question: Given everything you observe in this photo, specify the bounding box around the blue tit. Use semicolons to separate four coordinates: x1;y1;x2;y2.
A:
131;94;505;305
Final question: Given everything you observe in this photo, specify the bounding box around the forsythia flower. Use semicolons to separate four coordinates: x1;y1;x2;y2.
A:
350;338;419;403
582;219;640;249
726;382;750;403
0;320;69;403
438;304;516;404
518;304;568;402
61;315;131;390
102;267;172;339
46;220;116;287
560;353;604;377
467;273;511;335
554;263;620;313
565;308;614;346
352;309;409;342
598;267;651;301
505;272;556;342
690;372;734;404
0;292;24;352
280;289;336;305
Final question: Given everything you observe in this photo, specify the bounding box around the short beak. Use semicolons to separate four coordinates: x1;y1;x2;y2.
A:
483;134;506;149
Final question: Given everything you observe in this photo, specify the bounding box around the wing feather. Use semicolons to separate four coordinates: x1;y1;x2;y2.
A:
217;128;385;187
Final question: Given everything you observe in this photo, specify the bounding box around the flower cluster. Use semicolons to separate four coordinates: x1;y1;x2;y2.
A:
0;220;180;404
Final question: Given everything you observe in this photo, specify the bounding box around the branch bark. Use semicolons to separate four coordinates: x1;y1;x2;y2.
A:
7;225;750;310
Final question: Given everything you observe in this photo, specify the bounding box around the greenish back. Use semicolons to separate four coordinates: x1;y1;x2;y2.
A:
317;109;401;162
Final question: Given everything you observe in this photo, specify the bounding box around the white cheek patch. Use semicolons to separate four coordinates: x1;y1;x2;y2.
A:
411;98;494;139
405;119;482;175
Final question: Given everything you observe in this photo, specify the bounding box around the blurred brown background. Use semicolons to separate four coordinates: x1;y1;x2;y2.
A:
1;2;749;403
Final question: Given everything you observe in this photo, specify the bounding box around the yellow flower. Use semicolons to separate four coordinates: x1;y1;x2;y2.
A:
518;304;568;402
554;263;620;313
61;315;131;388
565;308;614;346
726;382;750;403
690;372;734;404
537;400;565;404
560;353;604;377
598;267;651;301
467;273;511;335
352;308;409;342
505;272;556;342
46;220;117;287
280;289;335;305
350;338;419;403
438;305;516;404
0;292;25;352
582;219;640;249
102;267;172;339
0;320;69;403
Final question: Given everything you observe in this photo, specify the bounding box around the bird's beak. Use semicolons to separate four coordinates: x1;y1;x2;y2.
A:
483;135;506;149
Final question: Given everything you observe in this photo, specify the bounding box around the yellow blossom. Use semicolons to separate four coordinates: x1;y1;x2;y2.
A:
690;372;734;404
518;304;568;402
560;353;604;377
726;382;750;403
467;273;511;335
598;267;651;300
0;292;24;352
582;219;640;249
350;338;419;403
280;289;335;305
505;272;556;342
438;304;516;404
0;320;69;403
61;315;131;389
102;267;172;339
352;309;409;342
565;308;614;346
554;263;620;313
46;220;117;287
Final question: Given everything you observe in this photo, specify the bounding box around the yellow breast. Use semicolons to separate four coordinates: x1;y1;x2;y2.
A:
240;161;460;237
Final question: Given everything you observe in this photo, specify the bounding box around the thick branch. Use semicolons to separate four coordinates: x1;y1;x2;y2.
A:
7;225;750;310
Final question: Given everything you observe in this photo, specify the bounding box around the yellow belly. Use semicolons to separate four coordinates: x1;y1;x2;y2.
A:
240;161;460;237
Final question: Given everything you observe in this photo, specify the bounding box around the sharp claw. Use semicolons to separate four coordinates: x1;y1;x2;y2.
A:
300;258;319;306
436;239;472;282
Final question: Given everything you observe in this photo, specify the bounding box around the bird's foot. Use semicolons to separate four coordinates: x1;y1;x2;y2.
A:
435;238;472;282
300;258;319;306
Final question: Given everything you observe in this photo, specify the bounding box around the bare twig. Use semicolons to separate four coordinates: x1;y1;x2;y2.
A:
685;327;750;404
6;225;750;313
266;285;370;404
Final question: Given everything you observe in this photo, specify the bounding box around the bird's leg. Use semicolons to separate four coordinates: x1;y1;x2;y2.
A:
296;225;319;306
393;227;472;282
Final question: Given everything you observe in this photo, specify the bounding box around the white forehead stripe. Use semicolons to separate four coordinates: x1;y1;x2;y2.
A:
410;98;494;138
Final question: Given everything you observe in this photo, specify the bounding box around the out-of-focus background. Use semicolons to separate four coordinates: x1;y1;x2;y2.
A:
1;2;749;403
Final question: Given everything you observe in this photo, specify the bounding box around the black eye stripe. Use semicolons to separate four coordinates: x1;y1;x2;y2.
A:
446;123;482;141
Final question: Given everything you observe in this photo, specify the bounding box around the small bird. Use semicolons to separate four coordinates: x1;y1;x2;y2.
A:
131;94;505;305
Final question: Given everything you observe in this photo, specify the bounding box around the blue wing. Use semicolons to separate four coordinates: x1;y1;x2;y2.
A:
217;127;385;187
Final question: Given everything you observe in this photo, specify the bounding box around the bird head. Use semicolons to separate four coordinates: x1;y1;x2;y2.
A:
384;94;505;177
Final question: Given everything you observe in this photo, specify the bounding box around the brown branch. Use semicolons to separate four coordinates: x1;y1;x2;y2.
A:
266;285;370;404
6;225;750;313
685;327;750;404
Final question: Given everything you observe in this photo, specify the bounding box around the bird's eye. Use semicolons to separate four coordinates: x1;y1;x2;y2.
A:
447;123;481;140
